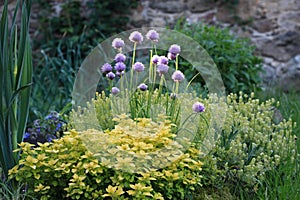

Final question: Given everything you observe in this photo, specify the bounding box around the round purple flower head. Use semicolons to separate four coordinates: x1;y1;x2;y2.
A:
111;87;120;95
112;38;125;50
152;55;160;64
129;31;143;43
138;83;148;91
157;64;169;76
192;102;205;113
106;72;115;80
114;62;126;72
169;44;181;55
133;62;145;72
172;70;185;82
116;71;125;77
101;63;112;74
146;30;159;42
114;53;126;63
167;52;177;60
158;56;168;65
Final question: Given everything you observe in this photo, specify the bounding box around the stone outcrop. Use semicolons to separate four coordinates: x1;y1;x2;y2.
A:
130;0;300;91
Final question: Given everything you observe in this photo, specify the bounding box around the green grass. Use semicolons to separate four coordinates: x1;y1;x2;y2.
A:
0;168;32;200
256;87;300;199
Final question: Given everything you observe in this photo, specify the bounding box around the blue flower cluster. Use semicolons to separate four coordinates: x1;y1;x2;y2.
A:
23;111;67;146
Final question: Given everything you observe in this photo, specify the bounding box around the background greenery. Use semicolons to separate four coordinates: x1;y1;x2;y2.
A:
174;20;263;95
255;87;300;200
29;0;137;121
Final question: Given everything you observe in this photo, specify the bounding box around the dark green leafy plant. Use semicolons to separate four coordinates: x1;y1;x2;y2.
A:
30;39;81;121
29;0;137;120
0;0;32;180
174;21;263;94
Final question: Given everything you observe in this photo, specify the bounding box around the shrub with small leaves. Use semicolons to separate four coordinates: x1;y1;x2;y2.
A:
192;92;297;196
9;115;203;200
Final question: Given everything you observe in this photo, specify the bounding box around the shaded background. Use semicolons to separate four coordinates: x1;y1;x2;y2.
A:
1;0;299;119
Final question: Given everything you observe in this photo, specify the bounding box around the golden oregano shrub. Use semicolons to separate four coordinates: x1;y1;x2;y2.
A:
9;115;203;200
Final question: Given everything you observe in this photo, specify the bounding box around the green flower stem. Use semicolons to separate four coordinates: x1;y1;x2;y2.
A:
156;75;165;103
175;54;179;70
135;72;139;90
130;42;137;91
153;64;157;89
146;90;151;117
109;80;113;92
149;49;153;86
154;44;157;55
175;81;179;95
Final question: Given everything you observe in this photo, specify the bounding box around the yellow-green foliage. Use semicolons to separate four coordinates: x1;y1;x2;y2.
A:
199;92;297;193
9;115;203;200
70;90;183;132
93;91;115;130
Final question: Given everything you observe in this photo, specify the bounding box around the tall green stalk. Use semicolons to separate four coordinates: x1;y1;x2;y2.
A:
0;0;32;180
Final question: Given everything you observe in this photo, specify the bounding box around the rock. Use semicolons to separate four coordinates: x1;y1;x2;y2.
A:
216;5;235;23
278;55;300;92
236;0;257;21
279;0;300;11
150;17;167;27
263;2;280;18
251;18;278;33
278;11;300;31
149;0;186;13
261;64;276;84
260;31;300;62
187;0;216;13
186;10;216;24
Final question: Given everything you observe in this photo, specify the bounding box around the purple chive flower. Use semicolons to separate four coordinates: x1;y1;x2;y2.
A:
152;55;160;64
116;71;125;77
146;30;159;42
133;62;145;72
167;52;177;60
106;72;115;80
157;64;169;76
114;53;126;63
192;102;205;113
129;31;143;43
101;63;113;74
169;44;181;55
112;38;125;50
158;56;168;65
138;83;148;91
172;70;185;82
114;62;126;72
111;87;120;95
